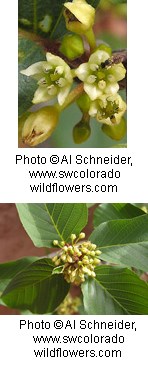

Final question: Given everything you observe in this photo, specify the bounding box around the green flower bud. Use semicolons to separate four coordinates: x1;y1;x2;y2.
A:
60;241;65;247
22;106;59;147
95;250;102;256
70;234;77;241
63;0;95;35
79;232;86;239
90;251;95;257
61;254;67;262
55;259;61;266
67;255;73;263
90;243;97;250
102;117;126;140
63;246;68;252
77;93;91;113
81;247;89;254
53;240;59;246
93;258;100;265
83;259;89;265
82;266;92;275
60;34;84;60
73;113;91;144
52;255;58;263
56;294;81;315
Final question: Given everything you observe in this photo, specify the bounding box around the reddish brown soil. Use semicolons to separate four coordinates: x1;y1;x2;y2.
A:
0;204;47;314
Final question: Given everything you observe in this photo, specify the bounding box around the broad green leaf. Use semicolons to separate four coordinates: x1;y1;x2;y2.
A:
18;35;45;116
16;203;88;247
82;265;148;315
94;203;145;227
2;258;69;314
18;0;101;39
0;257;38;295
90;214;148;272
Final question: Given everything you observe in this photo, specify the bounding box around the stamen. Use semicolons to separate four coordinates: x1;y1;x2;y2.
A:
87;75;97;84
90;64;99;72
55;66;64;75
98;80;106;89
47;85;57;95
38;78;47;85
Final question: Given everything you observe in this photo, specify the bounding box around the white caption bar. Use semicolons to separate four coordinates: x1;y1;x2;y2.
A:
0;148;148;202
0;315;147;368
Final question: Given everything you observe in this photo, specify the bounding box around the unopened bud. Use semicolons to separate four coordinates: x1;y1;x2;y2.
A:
60;241;66;247
77;93;91;113
60;34;84;60
67;255;73;263
22;106;59;146
95;250;102;256
61;254;67;262
79;232;85;239
53;240;59;246
73;114;91;144
63;0;95;34
55;259;61;266
70;234;77;241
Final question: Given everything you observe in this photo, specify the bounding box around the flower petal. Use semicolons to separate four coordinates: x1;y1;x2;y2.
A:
21;62;46;77
84;83;102;100
64;1;95;27
75;63;90;81
46;52;66;67
32;86;50;104
89;50;110;65
58;85;71;105
109;63;126;82
105;83;119;95
89;102;98;117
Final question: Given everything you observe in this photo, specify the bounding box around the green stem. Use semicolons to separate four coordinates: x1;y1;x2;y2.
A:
33;0;37;33
57;83;84;112
85;28;96;52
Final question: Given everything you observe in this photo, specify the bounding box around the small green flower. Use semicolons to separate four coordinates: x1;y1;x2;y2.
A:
21;52;73;105
63;0;95;34
75;49;126;100
89;93;126;125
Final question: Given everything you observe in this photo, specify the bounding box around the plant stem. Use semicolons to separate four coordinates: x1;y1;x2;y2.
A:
57;83;84;112
85;28;96;52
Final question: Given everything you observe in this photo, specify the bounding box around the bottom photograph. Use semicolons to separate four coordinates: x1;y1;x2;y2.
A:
0;203;148;315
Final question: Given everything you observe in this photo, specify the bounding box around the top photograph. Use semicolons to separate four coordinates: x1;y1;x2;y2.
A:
18;0;127;148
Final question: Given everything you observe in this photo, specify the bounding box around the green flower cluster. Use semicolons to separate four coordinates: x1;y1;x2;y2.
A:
52;233;101;285
75;48;126;125
56;294;81;315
